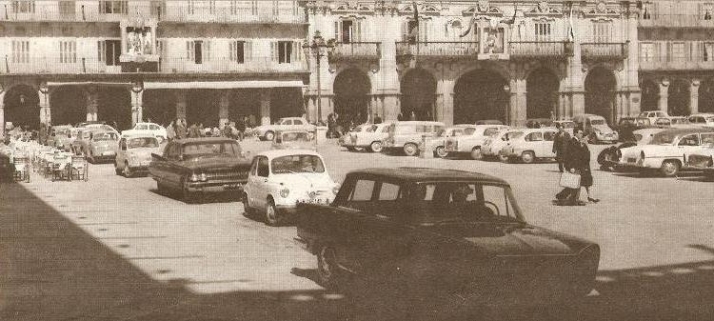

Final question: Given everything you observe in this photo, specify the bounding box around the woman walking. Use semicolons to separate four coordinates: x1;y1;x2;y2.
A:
568;128;600;204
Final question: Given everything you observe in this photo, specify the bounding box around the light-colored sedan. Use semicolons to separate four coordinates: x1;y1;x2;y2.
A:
482;129;525;161
253;117;316;141
115;135;161;177
121;122;167;143
443;125;510;160
272;130;316;151
683;133;714;177
242;149;339;226
619;128;714;177
499;128;558;163
339;123;391;152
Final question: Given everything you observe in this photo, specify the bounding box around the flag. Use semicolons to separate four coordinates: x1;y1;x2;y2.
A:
502;4;518;25
568;6;576;41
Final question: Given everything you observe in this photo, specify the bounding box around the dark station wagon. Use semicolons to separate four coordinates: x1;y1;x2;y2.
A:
149;137;252;202
296;168;600;304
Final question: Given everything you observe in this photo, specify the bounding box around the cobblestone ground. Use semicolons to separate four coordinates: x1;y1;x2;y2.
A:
1;139;713;321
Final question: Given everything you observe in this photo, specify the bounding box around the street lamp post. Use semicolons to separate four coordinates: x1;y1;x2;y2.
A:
303;31;333;125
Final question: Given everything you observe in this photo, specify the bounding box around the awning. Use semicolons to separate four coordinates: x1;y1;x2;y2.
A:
143;80;305;90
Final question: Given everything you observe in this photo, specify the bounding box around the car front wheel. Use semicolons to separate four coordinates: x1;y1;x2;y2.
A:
122;162;133;178
470;147;483;160
521;151;536;164
317;244;341;290
435;146;448;158
264;131;275;141
369;141;383;153
264;199;282;226
403;143;418;157
660;160;680;177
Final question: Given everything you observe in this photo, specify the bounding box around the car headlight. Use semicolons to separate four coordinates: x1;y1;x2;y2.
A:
199;173;208;182
189;173;200;182
280;188;290;198
130;155;139;162
332;184;340;195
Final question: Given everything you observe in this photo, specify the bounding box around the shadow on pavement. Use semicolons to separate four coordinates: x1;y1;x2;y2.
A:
1;181;713;321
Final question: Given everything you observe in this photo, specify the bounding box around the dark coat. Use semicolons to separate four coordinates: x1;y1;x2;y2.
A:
564;138;590;171
552;131;571;156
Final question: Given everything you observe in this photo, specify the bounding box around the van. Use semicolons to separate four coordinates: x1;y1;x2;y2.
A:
382;121;445;156
572;114;619;144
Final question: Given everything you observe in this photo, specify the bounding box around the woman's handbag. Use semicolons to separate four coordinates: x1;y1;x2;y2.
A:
560;171;581;189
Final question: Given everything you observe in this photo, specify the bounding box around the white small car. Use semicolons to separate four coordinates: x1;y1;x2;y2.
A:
482;129;525;161
619;128;714;177
638;111;669;125
121;122;167;143
253;117;316;141
683;133;714;177
688;113;714;128
430;125;475;158
339;123;392;152
114;135;161;177
499;128;558;163
242;149;339;226
443;125;510;160
271;130;315;151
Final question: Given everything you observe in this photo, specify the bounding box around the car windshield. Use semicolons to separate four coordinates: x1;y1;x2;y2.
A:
92;132;118;141
55;128;71;136
590;119;606;125
650;132;679;145
405;182;522;225
182;141;241;158
702;133;714;148
271;155;325;174
503;131;524;141
672;118;690;125
127;137;159;149
280;132;311;142
463;128;477;135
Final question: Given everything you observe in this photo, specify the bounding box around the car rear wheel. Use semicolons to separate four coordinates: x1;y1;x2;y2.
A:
470;147;483;160
369;141;383;153
660;160;680;177
317;244;341;289
264;131;275;141
264;199;282;226
403;143;418;157
521;151;536;164
435;146;448;158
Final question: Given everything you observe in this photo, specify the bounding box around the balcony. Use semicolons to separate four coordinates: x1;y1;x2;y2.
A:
395;42;479;60
509;41;572;58
328;42;381;62
639;14;714;28
639;56;714;71
0;57;307;75
581;42;629;60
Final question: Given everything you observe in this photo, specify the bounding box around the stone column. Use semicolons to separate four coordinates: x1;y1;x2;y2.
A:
369;95;378;123
382;94;400;121
175;91;187;120
436;79;455;125
38;89;50;125
260;89;271;126
658;79;669;113
131;89;143;126
0;91;5;137
86;86;99;121
508;78;527;126
306;96;316;123
218;90;230;127
690;79;700;115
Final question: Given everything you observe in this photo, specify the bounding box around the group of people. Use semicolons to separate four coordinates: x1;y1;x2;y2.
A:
552;123;600;206
165;117;250;142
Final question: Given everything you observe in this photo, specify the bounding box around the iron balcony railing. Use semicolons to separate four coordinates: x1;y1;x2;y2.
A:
328;42;381;61
581;42;629;60
639;14;714;28
0;3;306;24
395;41;479;58
639;55;714;70
509;41;573;58
0;56;307;74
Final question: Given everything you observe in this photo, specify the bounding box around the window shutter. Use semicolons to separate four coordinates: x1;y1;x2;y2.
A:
205;40;211;61
356;20;363;42
401;21;408;41
271;42;278;62
335;21;340;42
186;40;194;60
98;40;104;62
291;42;297;62
246;41;252;62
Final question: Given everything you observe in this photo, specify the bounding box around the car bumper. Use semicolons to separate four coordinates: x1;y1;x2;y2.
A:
186;180;246;193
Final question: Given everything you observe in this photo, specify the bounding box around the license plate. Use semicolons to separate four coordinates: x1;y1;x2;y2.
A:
102;151;115;156
628;158;637;163
223;184;241;190
298;199;327;205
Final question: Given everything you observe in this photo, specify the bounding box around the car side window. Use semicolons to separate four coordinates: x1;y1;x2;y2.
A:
257;157;269;177
525;132;543;142
543;131;556;141
150;125;159;130
484;128;499;137
678;134;699;146
701;133;714;145
382;126;390;133
350;180;375;201
294;119;304;125
378;182;401;201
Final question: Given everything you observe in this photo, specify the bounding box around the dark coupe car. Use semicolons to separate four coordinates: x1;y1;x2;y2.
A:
295;168;600;305
149;137;252;202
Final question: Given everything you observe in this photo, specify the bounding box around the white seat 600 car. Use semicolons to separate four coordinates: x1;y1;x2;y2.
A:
242;150;339;226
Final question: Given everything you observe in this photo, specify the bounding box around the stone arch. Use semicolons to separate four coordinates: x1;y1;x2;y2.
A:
400;68;437;121
584;66;617;124
3;83;40;129
143;89;177;126
333;68;372;124
97;86;132;130
453;68;510;124
454;63;512;86
50;86;87;126
668;78;690;116
526;67;559;119
639;78;659;112
699;78;714;113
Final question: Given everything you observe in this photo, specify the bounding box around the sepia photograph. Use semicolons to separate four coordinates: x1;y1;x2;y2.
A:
1;1;713;320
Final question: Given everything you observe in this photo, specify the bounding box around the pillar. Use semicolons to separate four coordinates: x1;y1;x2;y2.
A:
38;89;50;125
508;78;527;126
658;79;669;113
260;89;271;126
690;79;700;115
436;79;455;125
86;86;98;121
219;90;230;126
131;89;143;126
306;96;316;123
369;95;378;123
382;94;400;121
0;91;5;137
572;91;585;116
175;91;186;120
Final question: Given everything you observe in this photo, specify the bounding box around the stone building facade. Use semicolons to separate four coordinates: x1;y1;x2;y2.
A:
1;0;713;136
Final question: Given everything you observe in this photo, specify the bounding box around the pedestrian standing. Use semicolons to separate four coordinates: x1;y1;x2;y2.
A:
374;114;383;124
552;123;571;173
187;123;199;138
397;112;404;121
166;121;176;142
409;111;416;121
236;117;246;141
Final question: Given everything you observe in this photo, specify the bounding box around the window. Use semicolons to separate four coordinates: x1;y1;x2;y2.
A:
671;42;686;62
704;43;714;61
187;40;209;64
272;1;279;15
350;180;375;201
12;0;35;13
187;0;195;14
525;132;544;142
379;182;401;201
150;0;165;17
230;41;251;63
534;22;552;41
59;1;75;16
544;131;557;141
273;41;301;64
335;19;362;43
11;40;30;63
209;0;216;14
484;128;500;137
294;119;304;125
640;42;656;62
678;134;699;146
271;155;325;174
592;21;612;43
156;39;166;57
257;157;269;177
98;40;121;66
99;1;127;14
251;0;258;15
59;41;76;63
